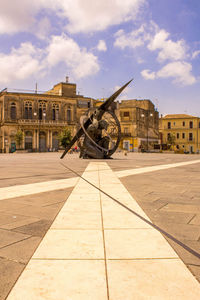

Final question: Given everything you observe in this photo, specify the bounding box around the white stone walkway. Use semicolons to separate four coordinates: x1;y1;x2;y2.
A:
7;162;200;299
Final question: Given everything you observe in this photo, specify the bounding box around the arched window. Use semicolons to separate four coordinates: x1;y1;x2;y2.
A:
24;101;32;119
10;103;16;120
67;106;71;122
52;103;59;121
39;101;47;120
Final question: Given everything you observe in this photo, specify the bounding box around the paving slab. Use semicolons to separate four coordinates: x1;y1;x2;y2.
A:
0;229;30;248
6;161;200;299
107;259;200;300
0;258;25;300
117;156;200;285
5;260;108;300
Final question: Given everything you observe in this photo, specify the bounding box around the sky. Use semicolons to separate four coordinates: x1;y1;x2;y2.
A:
0;0;200;116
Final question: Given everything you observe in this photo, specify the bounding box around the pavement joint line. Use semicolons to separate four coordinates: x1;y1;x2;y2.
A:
157;203;169;210
0;236;32;250
187;215;196;224
1;158;200;201
99;164;110;300
0;255;26;265
30;257;180;261
4;161;200;299
62;162;200;260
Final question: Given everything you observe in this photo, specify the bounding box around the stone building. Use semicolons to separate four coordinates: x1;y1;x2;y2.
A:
159;114;200;153
0;79;93;153
0;79;159;153
118;99;159;151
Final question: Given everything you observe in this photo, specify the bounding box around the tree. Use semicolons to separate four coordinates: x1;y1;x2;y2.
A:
167;133;176;150
15;129;24;149
59;128;72;148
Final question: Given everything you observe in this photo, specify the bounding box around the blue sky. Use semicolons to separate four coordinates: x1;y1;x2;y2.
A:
0;0;200;116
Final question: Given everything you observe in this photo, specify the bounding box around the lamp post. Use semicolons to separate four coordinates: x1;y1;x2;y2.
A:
141;111;153;151
34;111;46;152
33;112;38;151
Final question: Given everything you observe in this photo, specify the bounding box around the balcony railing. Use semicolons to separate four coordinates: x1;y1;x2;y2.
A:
163;126;198;130
17;119;75;125
121;132;132;137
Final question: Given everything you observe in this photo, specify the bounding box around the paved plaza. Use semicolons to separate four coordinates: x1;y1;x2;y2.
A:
0;152;200;299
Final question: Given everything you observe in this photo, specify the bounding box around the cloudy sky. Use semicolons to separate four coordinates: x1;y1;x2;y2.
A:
0;0;200;116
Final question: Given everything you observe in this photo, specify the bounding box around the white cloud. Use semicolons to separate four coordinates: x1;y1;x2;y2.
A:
114;25;150;49
59;0;147;34
46;34;100;78
34;17;51;40
0;0;146;35
0;0;44;34
0;33;100;84
192;50;200;59
148;29;187;62
0;43;42;84
97;40;107;52
114;23;187;63
157;61;196;85
141;61;196;86
141;69;156;80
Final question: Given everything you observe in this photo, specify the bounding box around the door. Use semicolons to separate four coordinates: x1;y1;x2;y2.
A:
39;132;46;152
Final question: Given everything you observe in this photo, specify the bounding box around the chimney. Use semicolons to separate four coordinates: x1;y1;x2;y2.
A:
66;76;69;83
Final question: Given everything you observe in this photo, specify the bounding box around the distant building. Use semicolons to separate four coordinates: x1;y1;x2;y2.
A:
118;99;159;151
0;79;159;153
0;79;93;153
159;114;200;153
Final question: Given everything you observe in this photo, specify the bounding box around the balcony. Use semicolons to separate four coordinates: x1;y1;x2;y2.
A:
17;119;75;126
121;132;132;137
163;126;197;130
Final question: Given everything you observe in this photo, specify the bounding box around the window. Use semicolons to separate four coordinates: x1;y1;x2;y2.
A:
189;121;193;129
167;133;171;140
67;106;71;122
39;101;46;120
177;133;179;139
182;121;185;127
182;133;185;139
52;103;59;121
167;122;171;129
189;133;193;141
24;101;32;119
199;122;200;128
124;111;129;117
173;122;176;126
124;127;129;134
10;103;16;120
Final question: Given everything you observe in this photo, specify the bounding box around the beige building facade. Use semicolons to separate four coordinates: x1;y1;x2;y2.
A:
0;80;93;153
118;99;159;151
159;114;200;153
0;80;159;153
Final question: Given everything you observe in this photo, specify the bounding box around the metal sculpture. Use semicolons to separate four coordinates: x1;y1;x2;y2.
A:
60;79;133;159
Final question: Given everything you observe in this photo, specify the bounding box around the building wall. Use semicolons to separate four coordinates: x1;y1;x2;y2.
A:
0;81;159;153
159;114;200;153
0;81;93;153
118;100;159;151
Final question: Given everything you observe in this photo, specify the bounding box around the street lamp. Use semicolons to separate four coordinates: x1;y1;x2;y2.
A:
34;111;46;152
33;112;39;151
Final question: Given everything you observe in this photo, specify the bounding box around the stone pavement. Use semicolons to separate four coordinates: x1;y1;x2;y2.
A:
0;152;200;299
